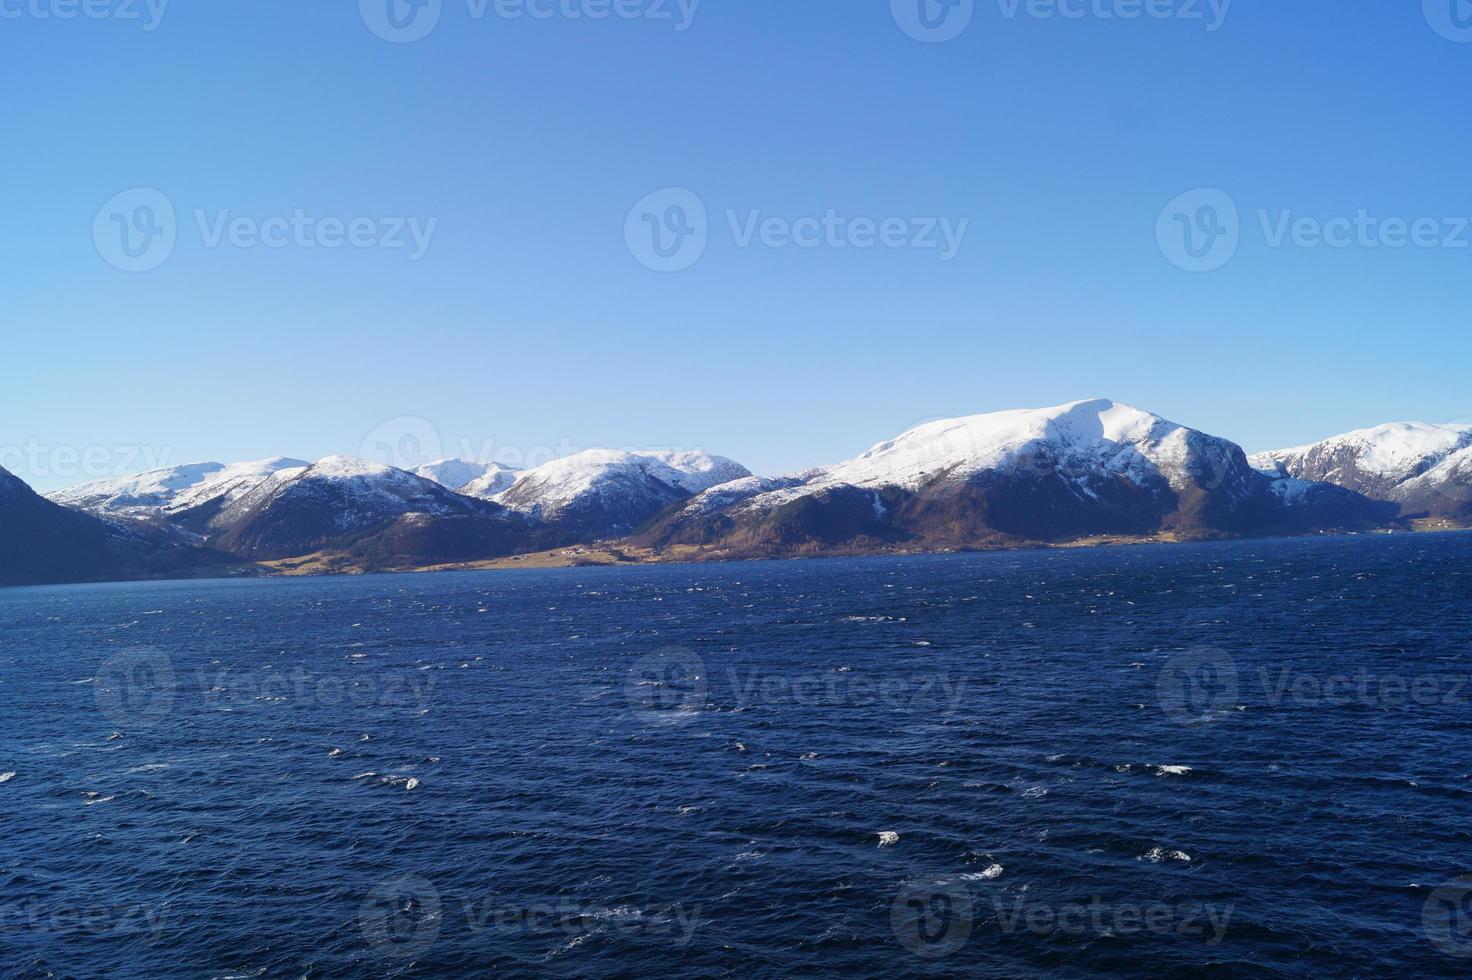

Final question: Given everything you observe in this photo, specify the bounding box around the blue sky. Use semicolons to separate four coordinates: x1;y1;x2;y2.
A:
5;1;1472;490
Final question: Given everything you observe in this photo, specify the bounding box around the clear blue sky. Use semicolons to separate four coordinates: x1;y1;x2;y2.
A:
6;1;1472;490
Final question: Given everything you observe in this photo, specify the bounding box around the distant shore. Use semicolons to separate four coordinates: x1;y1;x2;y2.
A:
254;519;1471;579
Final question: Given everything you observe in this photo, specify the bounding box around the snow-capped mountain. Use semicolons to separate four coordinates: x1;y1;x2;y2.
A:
1397;447;1472;517
411;459;521;494
2;405;1437;585
1251;422;1472;518
449;463;524;499
637;400;1391;556
210;455;511;560
491;449;751;537
49;458;309;520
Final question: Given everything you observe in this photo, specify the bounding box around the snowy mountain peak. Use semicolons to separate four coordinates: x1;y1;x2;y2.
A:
1251;421;1472;503
811;399;1211;495
491;448;751;535
641;399;1394;558
210;454;505;560
496;450;749;510
455;464;525;500
48;457;309;517
412;458;518;493
304;455;406;480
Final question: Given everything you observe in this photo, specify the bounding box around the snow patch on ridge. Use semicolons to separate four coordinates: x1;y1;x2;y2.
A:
493;449;750;521
412;459;519;493
690;399;1236;517
1252;422;1472;483
48;458;309;517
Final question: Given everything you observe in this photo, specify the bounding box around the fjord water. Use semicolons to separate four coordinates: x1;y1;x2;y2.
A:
4;534;1472;977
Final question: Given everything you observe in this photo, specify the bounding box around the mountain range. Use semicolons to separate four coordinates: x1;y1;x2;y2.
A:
1250;422;1472;521
5;399;1468;586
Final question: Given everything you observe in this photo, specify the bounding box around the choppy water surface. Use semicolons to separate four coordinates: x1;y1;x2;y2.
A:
4;532;1472;977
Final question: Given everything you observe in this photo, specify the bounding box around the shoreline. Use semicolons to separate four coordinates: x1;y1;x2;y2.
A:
263;519;1469;579
8;521;1469;592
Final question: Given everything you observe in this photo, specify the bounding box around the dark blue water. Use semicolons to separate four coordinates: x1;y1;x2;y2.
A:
4;533;1472;978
